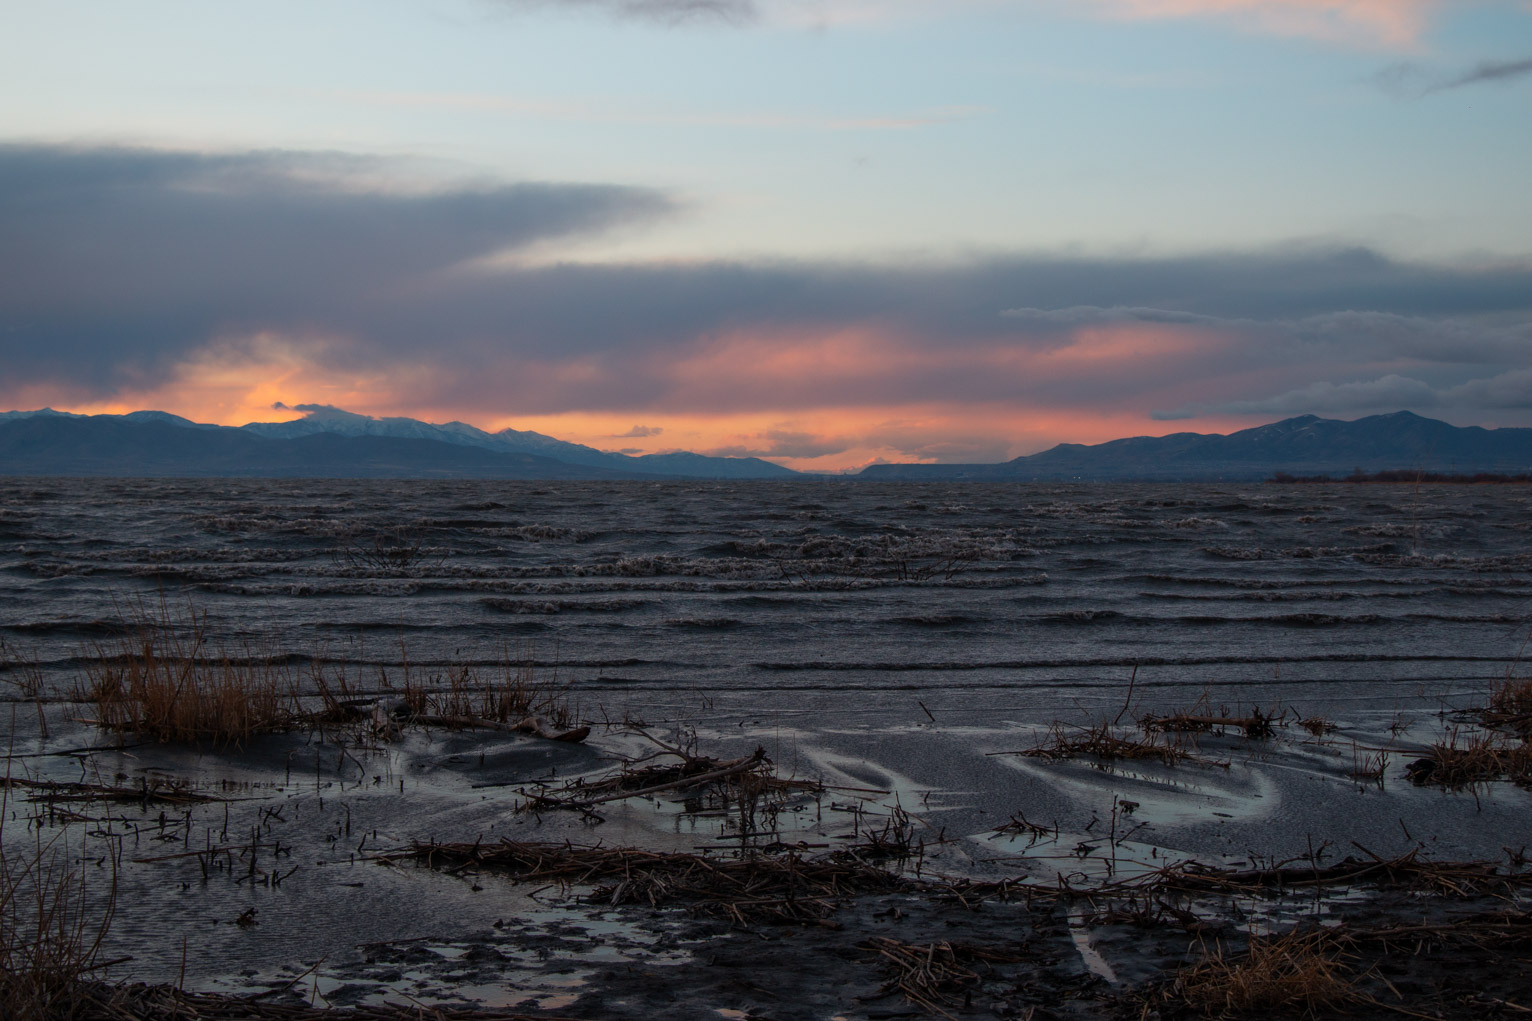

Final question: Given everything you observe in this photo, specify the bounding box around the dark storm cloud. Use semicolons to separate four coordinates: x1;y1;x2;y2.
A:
0;144;673;387
491;0;756;25
5;144;1532;424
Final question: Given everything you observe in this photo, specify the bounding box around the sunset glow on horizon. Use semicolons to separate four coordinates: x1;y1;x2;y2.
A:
3;0;1530;467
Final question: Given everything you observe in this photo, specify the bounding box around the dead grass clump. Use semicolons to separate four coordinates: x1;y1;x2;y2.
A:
1015;720;1194;767
398;839;909;923
1347;742;1389;785
1142;707;1279;739
840;802;921;865
1405;728;1532;789
70;602;579;745
1166;929;1360;1018
395;651;577;734
1480;677;1532;736
77;604;298;746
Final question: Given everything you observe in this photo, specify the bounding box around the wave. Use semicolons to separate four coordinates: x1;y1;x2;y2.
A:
480;597;648;614
0;618;131;636
1040;610;1124;624
1142;587;1532;602
1201;544;1396;561
891;613;985;627
752;651;1504;671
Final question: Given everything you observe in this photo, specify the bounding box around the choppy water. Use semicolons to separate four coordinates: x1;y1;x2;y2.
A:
4;477;1532;1005
3;478;1530;718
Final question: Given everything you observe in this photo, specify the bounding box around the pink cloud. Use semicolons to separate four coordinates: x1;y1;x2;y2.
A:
1090;0;1436;46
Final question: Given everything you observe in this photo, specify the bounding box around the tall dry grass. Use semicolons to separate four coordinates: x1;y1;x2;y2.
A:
399;651;575;730
76;602;297;746
72;601;575;744
1483;676;1532;736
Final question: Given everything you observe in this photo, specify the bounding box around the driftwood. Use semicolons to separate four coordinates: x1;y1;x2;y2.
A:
519;741;812;814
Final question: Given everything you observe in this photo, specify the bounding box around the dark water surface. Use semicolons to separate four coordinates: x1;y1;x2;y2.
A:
3;478;1531;1007
4;478;1530;713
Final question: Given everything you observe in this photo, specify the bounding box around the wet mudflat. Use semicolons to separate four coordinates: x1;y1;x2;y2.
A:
3;479;1532;1018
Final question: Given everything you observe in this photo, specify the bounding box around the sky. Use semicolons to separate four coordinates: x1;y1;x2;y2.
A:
2;0;1530;471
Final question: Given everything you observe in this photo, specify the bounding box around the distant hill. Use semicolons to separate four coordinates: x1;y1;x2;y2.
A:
10;408;1529;482
0;408;796;479
857;412;1532;482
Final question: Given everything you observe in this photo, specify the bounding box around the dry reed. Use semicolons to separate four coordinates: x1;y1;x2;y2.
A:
75;602;297;746
1481;677;1532;736
1405;728;1532;789
70;602;575;745
1014;720;1194;766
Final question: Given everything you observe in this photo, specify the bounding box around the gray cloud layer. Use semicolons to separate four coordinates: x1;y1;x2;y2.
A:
0;145;673;387
4;144;1532;427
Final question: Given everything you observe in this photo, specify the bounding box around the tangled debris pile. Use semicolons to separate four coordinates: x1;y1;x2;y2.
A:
392;839;912;923
514;730;821;834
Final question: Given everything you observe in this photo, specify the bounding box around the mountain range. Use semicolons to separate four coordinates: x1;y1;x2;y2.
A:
0;407;794;479
859;411;1532;481
2;407;1531;481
